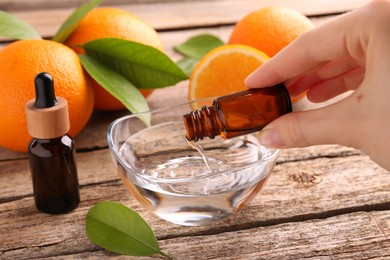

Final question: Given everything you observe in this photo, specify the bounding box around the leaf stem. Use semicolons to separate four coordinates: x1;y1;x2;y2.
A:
159;250;173;259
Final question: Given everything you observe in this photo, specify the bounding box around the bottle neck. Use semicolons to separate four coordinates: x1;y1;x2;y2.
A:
183;106;221;141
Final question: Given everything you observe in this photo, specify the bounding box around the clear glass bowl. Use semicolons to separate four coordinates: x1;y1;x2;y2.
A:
107;98;279;226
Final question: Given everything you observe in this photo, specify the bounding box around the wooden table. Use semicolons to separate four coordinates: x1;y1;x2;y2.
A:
1;0;390;258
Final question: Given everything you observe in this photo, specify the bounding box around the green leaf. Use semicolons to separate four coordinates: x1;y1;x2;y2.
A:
175;34;224;59
86;201;169;258
79;55;151;126
0;11;41;40
177;57;198;77
52;0;103;43
83;38;188;89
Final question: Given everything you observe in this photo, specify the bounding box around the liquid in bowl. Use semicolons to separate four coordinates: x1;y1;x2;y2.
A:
116;121;278;226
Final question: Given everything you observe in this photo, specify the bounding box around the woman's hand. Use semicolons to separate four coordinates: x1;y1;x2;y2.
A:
245;0;390;170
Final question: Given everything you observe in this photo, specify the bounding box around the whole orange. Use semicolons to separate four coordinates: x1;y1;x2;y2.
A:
228;6;314;57
0;39;94;152
65;7;164;111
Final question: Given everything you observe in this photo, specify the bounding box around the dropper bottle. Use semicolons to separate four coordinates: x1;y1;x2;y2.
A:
25;72;80;214
183;83;292;141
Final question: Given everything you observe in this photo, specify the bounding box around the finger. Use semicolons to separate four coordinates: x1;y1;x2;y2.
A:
257;97;358;149
307;67;365;102
245;7;369;89
284;62;326;96
289;56;360;91
287;66;326;97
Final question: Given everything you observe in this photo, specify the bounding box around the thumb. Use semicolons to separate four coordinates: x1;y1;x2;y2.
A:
257;102;355;149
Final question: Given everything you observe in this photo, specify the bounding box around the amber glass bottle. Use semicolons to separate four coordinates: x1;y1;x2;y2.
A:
25;72;80;214
183;83;292;141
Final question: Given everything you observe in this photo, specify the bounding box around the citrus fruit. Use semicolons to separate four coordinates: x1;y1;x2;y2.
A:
189;44;269;101
228;6;314;57
65;7;164;111
0;39;94;152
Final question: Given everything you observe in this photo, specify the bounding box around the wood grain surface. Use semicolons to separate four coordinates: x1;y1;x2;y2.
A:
1;1;389;259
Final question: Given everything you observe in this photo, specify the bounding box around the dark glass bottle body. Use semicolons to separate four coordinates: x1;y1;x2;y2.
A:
28;135;80;214
183;83;292;141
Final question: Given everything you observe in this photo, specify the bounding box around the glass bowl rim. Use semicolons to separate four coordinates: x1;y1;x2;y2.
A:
107;98;279;184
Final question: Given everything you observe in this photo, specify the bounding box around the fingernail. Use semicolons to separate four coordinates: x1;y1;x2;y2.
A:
258;129;286;148
244;72;255;87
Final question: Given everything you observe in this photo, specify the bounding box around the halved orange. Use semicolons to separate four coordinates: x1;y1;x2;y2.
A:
188;44;269;101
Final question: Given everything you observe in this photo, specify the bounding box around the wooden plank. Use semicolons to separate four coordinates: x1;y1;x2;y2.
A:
0;0;371;42
4;210;389;258
0;144;361;203
2;195;389;258
0;0;183;11
1;152;389;256
147;211;390;259
0;149;116;202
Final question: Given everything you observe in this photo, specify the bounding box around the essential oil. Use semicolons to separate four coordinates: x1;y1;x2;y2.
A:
183;83;292;141
25;72;80;214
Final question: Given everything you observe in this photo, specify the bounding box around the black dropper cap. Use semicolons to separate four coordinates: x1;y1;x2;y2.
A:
26;72;70;139
34;72;57;108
